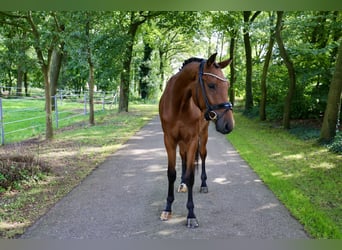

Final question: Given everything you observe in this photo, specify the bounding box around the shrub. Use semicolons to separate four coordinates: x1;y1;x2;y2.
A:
0;154;50;192
327;132;342;154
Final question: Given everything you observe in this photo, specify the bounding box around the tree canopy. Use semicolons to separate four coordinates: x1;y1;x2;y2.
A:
0;11;341;140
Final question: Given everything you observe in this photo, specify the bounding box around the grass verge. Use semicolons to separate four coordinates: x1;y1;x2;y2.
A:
227;112;342;239
0;103;158;238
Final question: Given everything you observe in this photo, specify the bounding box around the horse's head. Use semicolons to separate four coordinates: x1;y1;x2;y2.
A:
195;53;235;134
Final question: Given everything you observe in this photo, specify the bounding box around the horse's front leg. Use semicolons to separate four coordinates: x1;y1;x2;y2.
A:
200;155;208;193
185;169;199;228
160;136;176;221
184;140;199;228
160;166;176;221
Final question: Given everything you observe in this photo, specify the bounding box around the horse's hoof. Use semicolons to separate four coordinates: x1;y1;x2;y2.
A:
160;211;172;221
177;183;187;193
186;218;199;228
200;186;208;193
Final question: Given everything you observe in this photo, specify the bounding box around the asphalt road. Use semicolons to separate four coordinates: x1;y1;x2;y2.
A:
22;116;309;239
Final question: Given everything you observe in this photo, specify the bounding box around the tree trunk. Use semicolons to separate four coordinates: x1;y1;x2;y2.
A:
88;63;95;126
42;65;53;139
243;11;254;112
158;49;165;91
24;72;28;96
50;48;63;108
320;40;342;142
27;11;53;140
119;13;141;112
260;12;276;121
229;36;236;105
139;42;153;100
16;64;23;96
275;11;296;129
119;47;133;112
7;70;13;95
50;48;64;111
85;16;95;126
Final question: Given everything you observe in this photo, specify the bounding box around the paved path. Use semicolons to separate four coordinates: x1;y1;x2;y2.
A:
22;116;309;239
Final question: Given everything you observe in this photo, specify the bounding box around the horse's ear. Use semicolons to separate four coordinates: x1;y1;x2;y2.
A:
218;58;233;69
207;53;217;66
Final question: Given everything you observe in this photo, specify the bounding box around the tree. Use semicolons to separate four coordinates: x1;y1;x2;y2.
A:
275;11;296;129
26;11;55;139
0;11;66;139
259;12;276;121
85;12;95;125
139;41;153;99
320;40;342;142
118;11;160;112
49;13;65;110
211;11;241;105
243;11;261;112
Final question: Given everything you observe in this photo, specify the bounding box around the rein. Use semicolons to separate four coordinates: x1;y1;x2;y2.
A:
198;60;233;121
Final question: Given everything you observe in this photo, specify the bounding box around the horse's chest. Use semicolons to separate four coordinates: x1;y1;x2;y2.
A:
171;120;200;141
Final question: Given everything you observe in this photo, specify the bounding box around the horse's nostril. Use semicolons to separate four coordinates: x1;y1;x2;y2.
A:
225;123;233;134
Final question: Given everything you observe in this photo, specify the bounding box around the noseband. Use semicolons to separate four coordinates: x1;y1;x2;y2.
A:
198;60;233;121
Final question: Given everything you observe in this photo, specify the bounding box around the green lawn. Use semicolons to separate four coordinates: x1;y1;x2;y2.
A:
227;112;342;239
1;97;113;144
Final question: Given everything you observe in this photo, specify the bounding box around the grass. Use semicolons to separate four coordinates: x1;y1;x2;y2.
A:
1;96;112;144
227;111;342;239
0;103;158;238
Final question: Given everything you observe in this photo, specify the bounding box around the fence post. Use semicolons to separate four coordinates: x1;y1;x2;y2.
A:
0;98;4;145
54;95;59;129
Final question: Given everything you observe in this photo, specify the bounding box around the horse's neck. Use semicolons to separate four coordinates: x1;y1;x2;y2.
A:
172;76;194;111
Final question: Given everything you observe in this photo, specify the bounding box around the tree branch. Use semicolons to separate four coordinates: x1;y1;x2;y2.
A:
250;11;262;23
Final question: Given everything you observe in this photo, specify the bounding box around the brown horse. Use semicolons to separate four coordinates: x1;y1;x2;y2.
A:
159;53;234;228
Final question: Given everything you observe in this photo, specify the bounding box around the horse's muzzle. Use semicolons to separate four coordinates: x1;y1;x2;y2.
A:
215;111;234;134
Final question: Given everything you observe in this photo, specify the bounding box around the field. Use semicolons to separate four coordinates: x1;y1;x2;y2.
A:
1;94;115;144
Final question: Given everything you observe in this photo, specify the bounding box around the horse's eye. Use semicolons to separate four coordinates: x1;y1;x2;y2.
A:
208;83;216;90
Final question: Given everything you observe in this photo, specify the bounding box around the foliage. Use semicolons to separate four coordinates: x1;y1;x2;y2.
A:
0;11;341;136
0;154;49;192
327;132;342;154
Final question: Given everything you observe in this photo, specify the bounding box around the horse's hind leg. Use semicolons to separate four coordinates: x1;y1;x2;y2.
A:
160;136;176;221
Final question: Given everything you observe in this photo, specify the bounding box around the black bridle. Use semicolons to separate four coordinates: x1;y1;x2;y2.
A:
198;60;233;121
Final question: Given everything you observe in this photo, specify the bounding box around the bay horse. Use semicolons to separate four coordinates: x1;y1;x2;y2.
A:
159;53;234;228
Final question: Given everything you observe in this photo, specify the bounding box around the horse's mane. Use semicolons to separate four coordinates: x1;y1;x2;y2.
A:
180;57;204;71
180;56;220;71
